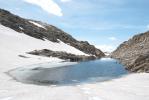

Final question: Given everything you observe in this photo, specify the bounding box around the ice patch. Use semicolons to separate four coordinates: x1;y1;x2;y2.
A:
100;58;114;61
71;80;80;82
19;27;24;30
29;21;46;29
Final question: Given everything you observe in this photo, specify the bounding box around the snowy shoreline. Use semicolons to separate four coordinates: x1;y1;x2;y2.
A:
1;68;149;100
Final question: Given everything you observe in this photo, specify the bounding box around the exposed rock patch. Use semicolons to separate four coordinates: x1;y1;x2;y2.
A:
28;49;96;62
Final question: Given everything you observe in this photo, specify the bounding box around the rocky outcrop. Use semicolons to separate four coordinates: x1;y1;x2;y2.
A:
28;49;96;62
111;31;149;72
0;8;105;57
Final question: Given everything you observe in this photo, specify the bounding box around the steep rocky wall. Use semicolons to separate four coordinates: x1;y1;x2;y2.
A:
111;31;149;72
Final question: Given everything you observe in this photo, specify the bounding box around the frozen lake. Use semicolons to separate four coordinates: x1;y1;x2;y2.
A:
8;58;128;85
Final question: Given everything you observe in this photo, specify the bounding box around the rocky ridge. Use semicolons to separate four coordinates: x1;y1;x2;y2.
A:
111;31;149;72
28;49;96;62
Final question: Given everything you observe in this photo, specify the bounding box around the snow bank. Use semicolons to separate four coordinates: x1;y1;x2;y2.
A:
0;72;149;100
79;73;149;100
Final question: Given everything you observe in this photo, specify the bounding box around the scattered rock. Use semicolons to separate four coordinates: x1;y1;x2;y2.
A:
18;55;29;58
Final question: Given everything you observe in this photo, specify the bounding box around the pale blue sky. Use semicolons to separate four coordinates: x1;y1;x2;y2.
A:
0;0;149;52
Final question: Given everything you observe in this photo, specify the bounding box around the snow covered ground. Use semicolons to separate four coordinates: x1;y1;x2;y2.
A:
0;72;149;100
0;24;149;100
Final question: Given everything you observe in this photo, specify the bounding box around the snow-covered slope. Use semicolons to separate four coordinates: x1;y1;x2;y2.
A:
0;24;88;56
0;24;80;70
0;23;84;69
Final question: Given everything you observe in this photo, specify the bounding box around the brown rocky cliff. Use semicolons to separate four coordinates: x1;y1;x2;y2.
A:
111;31;149;72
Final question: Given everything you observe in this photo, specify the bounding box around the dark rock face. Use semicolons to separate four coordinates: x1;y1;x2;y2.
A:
0;8;105;57
111;31;149;72
28;49;96;62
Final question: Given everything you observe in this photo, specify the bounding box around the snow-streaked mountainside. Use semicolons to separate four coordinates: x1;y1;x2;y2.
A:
0;24;88;56
0;8;105;59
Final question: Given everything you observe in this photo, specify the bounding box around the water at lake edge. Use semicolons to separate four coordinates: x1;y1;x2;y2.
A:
7;58;128;85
